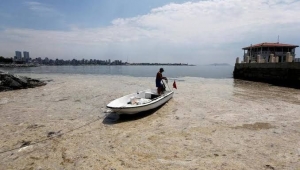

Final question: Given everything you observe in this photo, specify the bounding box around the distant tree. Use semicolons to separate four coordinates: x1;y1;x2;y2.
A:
0;56;13;63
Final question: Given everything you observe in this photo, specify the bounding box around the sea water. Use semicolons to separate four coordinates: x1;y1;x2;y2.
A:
0;65;234;78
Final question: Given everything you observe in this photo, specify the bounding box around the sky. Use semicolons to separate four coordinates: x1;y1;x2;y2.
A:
0;0;300;65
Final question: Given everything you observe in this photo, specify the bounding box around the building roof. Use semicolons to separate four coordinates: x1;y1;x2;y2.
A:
242;42;299;50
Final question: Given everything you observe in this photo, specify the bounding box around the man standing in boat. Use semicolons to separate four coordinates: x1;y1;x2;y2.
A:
156;68;167;95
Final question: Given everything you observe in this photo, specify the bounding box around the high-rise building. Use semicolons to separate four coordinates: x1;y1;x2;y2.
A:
23;51;30;62
15;51;22;60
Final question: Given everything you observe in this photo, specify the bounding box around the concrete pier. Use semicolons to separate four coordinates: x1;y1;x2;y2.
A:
233;62;300;88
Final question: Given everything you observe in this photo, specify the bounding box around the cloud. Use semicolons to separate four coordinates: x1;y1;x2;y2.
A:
1;0;300;64
114;0;300;43
24;1;63;17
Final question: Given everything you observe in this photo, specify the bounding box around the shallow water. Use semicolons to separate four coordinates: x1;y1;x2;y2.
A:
0;74;299;169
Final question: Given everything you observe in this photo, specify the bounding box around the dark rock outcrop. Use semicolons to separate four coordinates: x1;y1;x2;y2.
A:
0;70;46;92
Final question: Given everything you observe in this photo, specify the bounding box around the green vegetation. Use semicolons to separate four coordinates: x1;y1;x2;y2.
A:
0;56;13;64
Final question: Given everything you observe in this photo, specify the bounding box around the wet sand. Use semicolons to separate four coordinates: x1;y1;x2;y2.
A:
0;74;300;169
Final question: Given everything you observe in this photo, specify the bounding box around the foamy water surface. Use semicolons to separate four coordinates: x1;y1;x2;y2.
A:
0;74;299;169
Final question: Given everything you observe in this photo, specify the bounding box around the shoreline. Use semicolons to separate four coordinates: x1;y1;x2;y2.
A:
0;63;38;67
0;63;196;67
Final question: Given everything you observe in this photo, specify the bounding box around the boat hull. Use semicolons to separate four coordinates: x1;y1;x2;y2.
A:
107;91;173;114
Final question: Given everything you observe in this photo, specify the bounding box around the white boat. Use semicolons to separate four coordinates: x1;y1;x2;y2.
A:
107;88;174;114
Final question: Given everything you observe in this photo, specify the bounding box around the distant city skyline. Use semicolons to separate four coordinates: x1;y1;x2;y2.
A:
12;50;30;62
1;52;190;66
0;0;300;65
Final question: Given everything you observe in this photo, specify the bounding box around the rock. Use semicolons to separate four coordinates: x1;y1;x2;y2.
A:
20;140;31;148
265;164;275;170
15;75;28;84
0;86;12;91
18;145;33;152
5;77;22;88
47;130;62;138
0;71;46;92
47;131;56;137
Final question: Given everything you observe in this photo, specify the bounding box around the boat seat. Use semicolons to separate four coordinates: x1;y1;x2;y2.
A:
145;92;159;99
150;94;159;99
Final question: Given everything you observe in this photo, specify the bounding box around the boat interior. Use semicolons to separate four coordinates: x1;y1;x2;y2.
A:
128;89;172;105
137;90;159;99
107;89;172;107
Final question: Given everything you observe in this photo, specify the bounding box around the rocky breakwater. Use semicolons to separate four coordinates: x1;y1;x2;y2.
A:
0;70;46;92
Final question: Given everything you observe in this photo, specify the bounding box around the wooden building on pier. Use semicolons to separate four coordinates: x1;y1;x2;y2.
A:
242;42;299;63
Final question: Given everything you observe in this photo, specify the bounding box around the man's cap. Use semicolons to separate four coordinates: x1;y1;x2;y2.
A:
160;68;164;72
